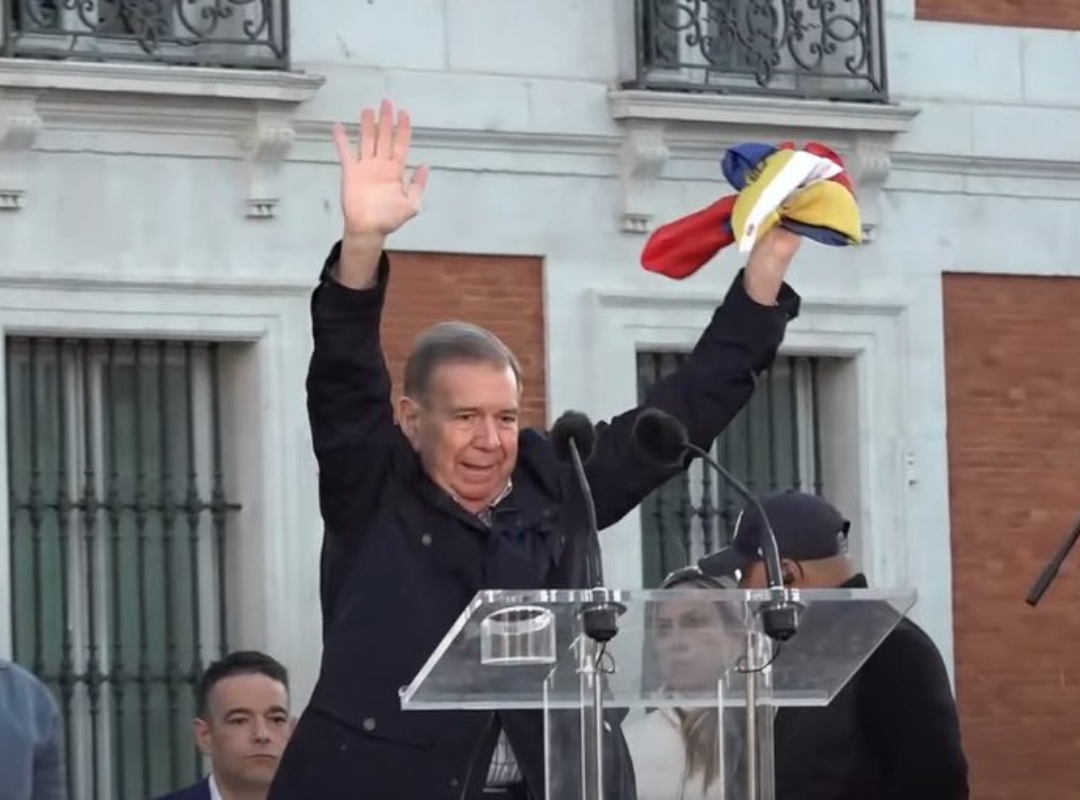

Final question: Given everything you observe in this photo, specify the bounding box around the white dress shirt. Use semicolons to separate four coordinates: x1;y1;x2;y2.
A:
207;773;224;800
622;708;727;800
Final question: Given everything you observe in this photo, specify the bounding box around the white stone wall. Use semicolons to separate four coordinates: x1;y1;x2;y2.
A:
0;0;1077;707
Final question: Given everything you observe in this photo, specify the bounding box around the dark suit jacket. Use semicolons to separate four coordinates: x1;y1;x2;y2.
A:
149;778;210;800
267;243;799;800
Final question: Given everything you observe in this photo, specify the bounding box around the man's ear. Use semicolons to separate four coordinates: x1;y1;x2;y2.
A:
193;717;212;757
396;395;422;446
780;558;801;586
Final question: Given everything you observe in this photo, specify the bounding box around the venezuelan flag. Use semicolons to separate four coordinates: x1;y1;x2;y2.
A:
642;141;862;280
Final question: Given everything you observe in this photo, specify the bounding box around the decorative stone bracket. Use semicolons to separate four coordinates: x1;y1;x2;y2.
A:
615;119;670;234
847;135;895;243
0;60;324;216
0;89;43;211
239;105;298;219
607;90;919;240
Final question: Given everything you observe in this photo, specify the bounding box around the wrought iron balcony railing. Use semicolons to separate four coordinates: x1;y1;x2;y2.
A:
627;0;888;102
1;0;288;70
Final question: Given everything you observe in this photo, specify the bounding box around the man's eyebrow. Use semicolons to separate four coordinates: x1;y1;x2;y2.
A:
223;705;289;717
446;406;519;415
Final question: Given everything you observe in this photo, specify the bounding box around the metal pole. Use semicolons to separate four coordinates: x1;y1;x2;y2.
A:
592;661;604;794
743;630;758;800
581;641;605;800
716;679;727;798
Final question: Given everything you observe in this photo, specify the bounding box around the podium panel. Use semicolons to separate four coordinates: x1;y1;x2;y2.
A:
400;586;915;799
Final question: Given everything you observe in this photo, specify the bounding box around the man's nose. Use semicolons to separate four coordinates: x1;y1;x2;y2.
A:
252;720;272;743
474;417;500;448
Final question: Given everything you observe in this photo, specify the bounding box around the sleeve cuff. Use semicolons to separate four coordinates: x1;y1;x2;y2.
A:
312;240;391;321
725;267;801;322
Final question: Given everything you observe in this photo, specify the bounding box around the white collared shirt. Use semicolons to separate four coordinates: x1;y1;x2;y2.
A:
207;773;224;800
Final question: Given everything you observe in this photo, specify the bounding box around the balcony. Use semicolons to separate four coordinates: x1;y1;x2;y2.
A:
0;0;288;70
626;0;888;103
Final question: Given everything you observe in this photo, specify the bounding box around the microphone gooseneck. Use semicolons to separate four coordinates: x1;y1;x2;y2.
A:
551;410;601;589
551;411;623;644
632;407;800;642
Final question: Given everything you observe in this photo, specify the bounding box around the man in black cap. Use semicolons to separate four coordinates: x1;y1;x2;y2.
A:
700;490;970;800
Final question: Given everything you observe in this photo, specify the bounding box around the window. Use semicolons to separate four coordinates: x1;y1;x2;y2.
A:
628;0;888;101
639;0;777;87
1;0;289;69
5;336;240;800
637;352;827;586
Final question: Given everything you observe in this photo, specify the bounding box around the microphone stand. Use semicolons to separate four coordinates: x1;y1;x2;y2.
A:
690;442;800;642
1027;509;1080;606
568;438;622;640
566;437;624;800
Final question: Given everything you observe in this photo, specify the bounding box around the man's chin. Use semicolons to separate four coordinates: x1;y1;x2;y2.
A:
238;757;279;782
454;475;505;498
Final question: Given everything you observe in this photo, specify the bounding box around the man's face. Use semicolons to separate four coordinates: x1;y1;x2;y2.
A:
194;673;291;791
399;360;520;512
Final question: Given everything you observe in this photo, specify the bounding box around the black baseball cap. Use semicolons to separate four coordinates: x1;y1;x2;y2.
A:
699;490;851;577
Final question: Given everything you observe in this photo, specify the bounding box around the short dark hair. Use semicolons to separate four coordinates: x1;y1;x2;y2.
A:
403;321;522;400
195;650;289;718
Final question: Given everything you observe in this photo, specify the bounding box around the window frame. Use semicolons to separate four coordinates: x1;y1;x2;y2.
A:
635;351;827;585
563;285;950;671
5;335;236;796
0;276;319;784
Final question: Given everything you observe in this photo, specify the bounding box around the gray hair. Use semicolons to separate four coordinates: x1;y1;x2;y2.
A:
404;321;522;400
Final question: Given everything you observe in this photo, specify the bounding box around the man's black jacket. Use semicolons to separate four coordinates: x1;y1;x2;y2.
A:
772;574;970;799
268;243;798;800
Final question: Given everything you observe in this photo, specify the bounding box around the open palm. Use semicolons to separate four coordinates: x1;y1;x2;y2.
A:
333;99;430;239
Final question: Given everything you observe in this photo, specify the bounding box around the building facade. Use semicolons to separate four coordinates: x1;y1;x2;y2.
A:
0;0;1077;797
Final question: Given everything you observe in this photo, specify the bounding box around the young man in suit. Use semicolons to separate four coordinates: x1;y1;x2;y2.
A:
153;651;292;800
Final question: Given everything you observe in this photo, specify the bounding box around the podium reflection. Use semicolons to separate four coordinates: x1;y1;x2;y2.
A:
623;570;746;799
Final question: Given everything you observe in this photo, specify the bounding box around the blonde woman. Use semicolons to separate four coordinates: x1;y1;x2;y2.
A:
623;569;746;799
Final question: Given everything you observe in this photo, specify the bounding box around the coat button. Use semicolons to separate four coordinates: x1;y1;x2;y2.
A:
362;717;376;731
449;778;459;788
421;533;432;546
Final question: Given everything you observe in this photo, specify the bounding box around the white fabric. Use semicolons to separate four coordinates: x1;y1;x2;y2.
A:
736;149;843;253
622;708;725;800
207;774;224;800
486;730;523;786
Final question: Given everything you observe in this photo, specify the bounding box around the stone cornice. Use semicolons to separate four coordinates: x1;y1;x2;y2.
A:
0;58;324;102
2;64;1077;218
0;58;325;216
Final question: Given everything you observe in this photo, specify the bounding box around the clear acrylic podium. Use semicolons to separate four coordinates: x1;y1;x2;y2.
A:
400;585;915;800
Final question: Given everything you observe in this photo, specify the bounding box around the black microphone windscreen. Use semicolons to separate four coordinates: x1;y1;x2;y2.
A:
551;411;597;462
632;408;689;468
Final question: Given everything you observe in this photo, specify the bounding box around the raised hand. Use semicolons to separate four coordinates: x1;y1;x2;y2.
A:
331;99;430;288
743;226;803;306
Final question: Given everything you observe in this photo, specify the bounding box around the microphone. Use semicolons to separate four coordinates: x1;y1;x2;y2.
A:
551;411;601;588
631;407;800;642
1026;511;1080;606
551;410;623;644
